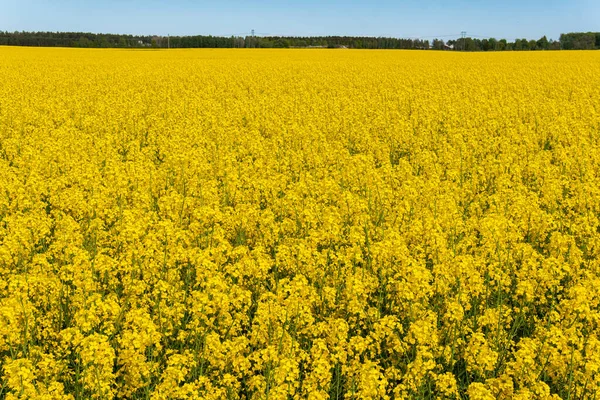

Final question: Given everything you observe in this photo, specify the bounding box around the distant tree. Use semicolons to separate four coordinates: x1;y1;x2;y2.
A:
536;35;549;50
515;38;530;50
257;38;274;48
293;39;307;47
560;33;572;49
432;39;445;50
100;36;110;48
244;36;257;48
78;36;91;48
1;30;599;51
233;36;245;48
480;39;490;51
575;33;595;49
528;40;537;50
513;40;521;50
273;38;289;48
560;32;596;50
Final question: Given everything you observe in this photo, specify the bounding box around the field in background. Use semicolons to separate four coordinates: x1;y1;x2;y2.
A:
1;47;600;399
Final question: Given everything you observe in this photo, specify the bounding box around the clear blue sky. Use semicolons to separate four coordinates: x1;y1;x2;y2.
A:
1;0;599;41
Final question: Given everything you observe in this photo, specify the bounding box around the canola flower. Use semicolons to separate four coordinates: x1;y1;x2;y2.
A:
0;46;600;399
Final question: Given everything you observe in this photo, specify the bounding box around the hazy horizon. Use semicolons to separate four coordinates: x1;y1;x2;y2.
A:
1;0;599;42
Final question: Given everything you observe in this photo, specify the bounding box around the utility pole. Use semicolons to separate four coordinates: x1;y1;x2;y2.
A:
461;31;467;51
168;34;170;49
251;29;255;37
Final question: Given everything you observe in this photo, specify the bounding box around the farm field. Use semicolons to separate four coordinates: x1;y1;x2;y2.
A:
1;47;600;399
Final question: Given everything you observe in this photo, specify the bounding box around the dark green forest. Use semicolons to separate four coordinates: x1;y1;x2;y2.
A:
0;31;598;51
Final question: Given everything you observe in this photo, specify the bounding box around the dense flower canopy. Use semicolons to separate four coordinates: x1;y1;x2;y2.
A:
0;47;599;399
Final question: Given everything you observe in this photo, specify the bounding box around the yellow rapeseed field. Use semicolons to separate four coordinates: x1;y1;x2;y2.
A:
1;47;600;399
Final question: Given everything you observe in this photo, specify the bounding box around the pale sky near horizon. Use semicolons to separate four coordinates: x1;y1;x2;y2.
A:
1;0;599;42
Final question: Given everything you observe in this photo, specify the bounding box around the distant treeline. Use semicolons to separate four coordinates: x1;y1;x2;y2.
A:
1;31;599;51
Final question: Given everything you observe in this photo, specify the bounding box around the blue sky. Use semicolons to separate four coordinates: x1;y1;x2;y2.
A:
1;0;598;41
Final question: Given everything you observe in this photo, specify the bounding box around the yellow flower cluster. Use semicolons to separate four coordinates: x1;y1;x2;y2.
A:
1;47;599;399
